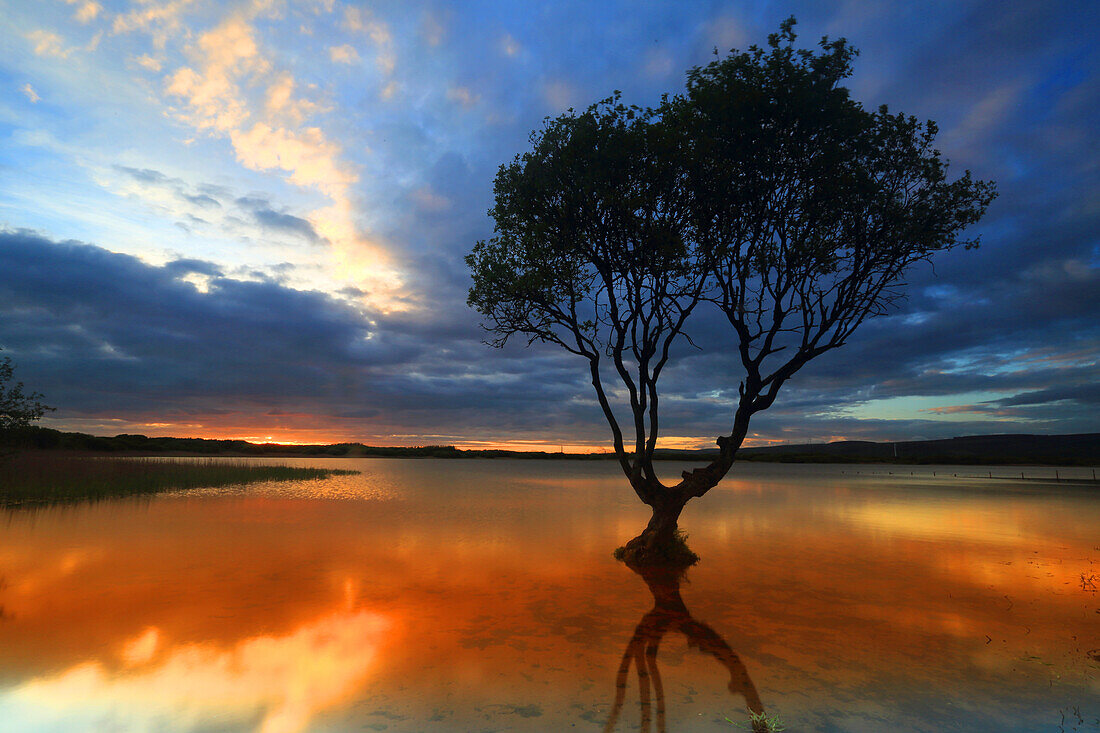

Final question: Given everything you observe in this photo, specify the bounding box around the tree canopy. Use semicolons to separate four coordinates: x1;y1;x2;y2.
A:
466;19;995;551
1;350;53;435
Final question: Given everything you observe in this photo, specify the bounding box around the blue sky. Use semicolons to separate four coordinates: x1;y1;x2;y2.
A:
1;0;1097;448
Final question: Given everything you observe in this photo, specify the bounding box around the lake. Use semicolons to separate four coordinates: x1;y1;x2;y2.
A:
1;459;1097;732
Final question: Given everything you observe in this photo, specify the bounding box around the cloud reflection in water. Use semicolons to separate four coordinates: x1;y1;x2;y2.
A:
2;606;393;733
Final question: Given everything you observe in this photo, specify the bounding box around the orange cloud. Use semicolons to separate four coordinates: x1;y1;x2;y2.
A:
26;29;73;59
165;16;264;132
113;0;196;48
156;9;403;304
66;0;102;23
231;123;357;194
328;44;359;64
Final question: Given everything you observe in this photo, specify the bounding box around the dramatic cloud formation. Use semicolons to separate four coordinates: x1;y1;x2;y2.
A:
1;0;1097;447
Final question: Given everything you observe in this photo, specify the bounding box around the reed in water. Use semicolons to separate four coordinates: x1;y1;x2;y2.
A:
0;453;357;505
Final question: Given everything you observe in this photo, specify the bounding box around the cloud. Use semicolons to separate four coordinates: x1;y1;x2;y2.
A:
102;167;336;254
26;30;73;59
996;383;1100;407
163;258;224;278
253;209;323;244
20;84;40;103
0;231;410;414
263;73;322;126
542;80;577;111
114;165;174;185
446;86;479;109
328;44;359;64
65;0;102;23
499;33;521;57
132;54;164;72
927;382;1100;418
421;11;446;47
0;231;599;443
182;193;221;209
942;80;1030;151
107;165;230;229
230;123;356;194
409;186;450;214
4;3;1099;446
343;6;395;77
112;0;195;48
642;48;674;79
154;9;401;301
704;15;748;53
165;16;264;132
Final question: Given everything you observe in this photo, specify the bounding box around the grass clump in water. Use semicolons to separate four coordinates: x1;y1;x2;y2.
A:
614;528;700;567
0;453;358;506
727;710;786;732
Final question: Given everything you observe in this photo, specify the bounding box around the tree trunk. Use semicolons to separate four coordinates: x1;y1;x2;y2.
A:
641;496;687;546
616;427;747;563
618;488;694;563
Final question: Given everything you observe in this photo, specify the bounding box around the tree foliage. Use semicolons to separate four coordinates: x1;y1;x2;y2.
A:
467;19;995;528
0;350;53;434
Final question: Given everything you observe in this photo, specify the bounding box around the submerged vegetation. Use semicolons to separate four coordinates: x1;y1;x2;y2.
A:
613;527;700;566
0;453;358;506
727;710;787;732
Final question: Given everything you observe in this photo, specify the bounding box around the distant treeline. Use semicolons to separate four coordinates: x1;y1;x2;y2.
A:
0;426;603;459
2;426;1096;465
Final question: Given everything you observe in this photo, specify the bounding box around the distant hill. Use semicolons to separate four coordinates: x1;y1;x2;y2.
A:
733;433;1100;466
3;427;1097;465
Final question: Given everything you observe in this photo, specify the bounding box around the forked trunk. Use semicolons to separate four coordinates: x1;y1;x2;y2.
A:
617;438;740;563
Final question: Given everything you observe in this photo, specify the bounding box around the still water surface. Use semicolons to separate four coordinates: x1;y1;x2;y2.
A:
1;459;1097;732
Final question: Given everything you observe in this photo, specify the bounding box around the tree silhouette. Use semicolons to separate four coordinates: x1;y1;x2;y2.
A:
0;349;52;435
467;19;995;558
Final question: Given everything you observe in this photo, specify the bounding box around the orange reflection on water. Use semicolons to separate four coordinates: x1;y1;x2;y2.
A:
0;460;1097;732
10;608;392;733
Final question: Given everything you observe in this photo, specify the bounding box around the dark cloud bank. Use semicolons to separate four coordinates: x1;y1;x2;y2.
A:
1;223;1096;445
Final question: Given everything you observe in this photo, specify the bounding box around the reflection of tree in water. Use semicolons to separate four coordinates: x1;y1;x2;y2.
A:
604;556;766;733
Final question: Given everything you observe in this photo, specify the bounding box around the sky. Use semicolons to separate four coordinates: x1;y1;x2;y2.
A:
1;0;1097;450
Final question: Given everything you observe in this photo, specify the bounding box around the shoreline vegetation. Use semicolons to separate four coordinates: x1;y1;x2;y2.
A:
2;427;1097;466
0;453;358;506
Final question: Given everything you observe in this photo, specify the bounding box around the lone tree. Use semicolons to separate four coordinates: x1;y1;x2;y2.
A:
1;349;53;436
467;20;995;560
